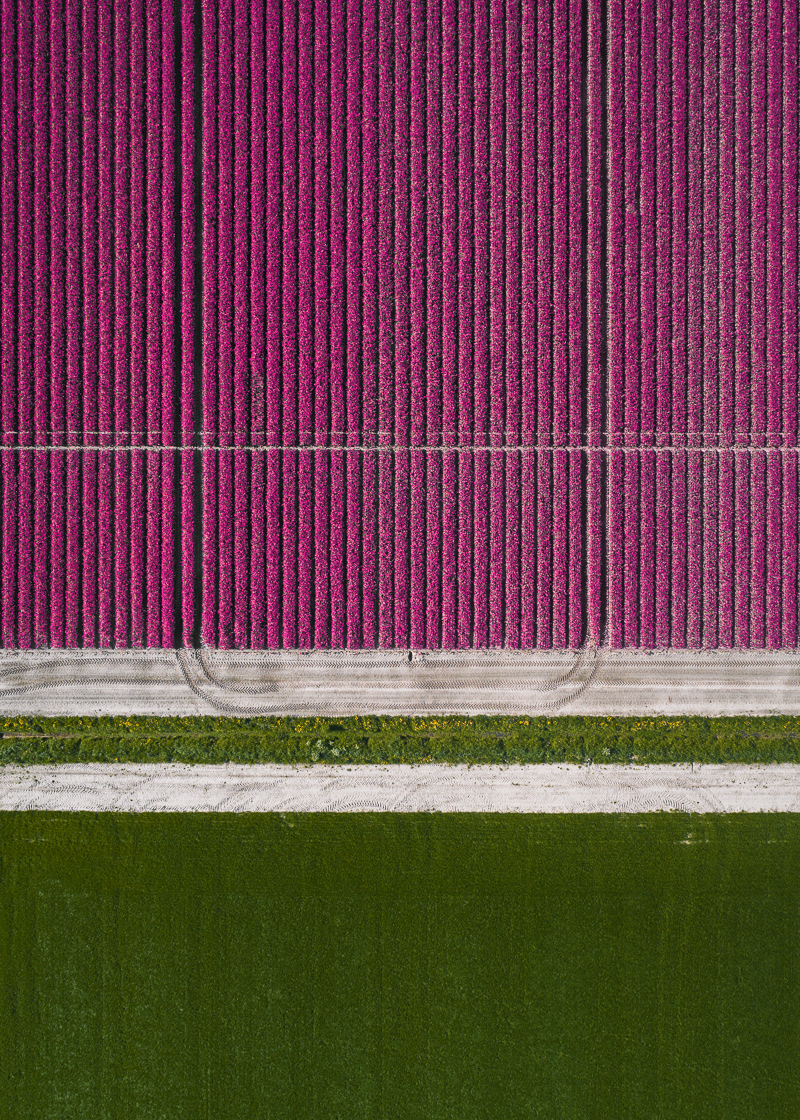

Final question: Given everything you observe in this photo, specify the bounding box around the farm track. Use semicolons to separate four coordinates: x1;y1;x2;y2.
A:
2;648;800;716
2;761;800;811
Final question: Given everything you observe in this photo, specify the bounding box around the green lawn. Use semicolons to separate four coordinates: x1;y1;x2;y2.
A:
1;812;798;1118
3;714;800;765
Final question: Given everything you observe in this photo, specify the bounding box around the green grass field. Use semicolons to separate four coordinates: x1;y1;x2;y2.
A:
1;811;798;1118
3;714;800;765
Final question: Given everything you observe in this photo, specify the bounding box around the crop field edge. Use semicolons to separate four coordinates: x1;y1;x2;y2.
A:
3;715;800;766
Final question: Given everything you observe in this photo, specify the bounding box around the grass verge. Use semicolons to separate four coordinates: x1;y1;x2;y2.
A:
1;714;800;765
1;811;798;1119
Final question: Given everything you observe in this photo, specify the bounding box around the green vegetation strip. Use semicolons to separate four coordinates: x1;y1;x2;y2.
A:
1;812;798;1118
2;714;800;766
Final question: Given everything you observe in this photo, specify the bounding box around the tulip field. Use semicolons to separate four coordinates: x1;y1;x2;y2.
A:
1;0;799;651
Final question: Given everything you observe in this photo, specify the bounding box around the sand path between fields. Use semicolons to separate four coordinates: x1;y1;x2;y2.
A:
2;648;800;715
1;762;799;812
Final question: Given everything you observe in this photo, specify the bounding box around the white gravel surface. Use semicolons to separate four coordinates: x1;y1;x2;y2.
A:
1;647;800;715
1;763;799;812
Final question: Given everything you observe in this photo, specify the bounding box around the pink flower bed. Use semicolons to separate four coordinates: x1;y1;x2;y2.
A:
1;0;798;649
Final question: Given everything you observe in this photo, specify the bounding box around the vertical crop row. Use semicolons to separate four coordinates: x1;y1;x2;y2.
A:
3;0;799;651
0;0;193;648
199;0;595;648
605;0;799;648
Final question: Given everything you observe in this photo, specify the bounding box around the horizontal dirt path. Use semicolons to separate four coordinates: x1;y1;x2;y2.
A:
2;649;800;716
1;763;799;813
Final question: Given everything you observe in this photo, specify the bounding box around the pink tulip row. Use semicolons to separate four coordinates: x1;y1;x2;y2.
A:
196;0;788;649
169;446;798;650
4;0;800;651
1;0;194;649
6;446;800;648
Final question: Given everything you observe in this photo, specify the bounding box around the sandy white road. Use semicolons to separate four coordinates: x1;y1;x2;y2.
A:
2;648;800;715
1;763;799;812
